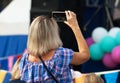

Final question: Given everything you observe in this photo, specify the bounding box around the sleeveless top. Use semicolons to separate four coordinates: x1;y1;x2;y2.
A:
19;47;74;83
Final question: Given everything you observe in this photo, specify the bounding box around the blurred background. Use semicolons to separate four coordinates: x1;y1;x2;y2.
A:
0;0;120;83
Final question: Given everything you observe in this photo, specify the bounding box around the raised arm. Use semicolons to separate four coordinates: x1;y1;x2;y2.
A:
64;10;90;65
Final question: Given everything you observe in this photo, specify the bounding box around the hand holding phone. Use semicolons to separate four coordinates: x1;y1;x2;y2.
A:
52;11;66;22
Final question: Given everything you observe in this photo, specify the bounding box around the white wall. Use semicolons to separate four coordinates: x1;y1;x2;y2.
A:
0;0;31;35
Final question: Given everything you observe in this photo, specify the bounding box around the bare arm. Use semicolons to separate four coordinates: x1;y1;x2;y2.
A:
64;11;90;65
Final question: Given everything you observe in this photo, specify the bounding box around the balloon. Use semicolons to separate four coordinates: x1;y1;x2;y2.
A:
92;27;108;43
89;43;104;61
100;36;117;52
115;31;120;45
102;53;117;69
111;46;120;63
86;37;95;47
108;27;120;38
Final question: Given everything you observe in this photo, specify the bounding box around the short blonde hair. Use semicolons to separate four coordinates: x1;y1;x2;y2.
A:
27;16;63;56
83;73;104;83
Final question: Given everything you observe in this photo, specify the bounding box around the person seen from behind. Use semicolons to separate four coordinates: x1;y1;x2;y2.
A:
19;10;90;83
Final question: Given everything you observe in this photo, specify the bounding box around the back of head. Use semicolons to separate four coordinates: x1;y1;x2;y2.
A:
27;15;63;56
83;73;104;83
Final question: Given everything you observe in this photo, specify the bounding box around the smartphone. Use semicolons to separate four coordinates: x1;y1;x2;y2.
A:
52;11;66;22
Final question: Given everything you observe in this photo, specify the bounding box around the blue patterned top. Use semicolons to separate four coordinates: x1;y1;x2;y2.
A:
19;47;74;83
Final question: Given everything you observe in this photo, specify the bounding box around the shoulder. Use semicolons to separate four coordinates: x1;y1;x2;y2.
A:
56;47;74;64
57;47;74;57
57;47;74;54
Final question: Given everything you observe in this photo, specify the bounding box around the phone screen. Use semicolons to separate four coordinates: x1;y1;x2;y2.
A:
52;11;66;22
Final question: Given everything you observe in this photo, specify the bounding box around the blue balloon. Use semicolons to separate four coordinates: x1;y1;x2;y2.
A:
115;31;120;45
100;36;117;53
89;43;104;61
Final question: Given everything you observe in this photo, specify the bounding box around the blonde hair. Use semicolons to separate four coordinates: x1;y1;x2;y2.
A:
83;73;104;83
27;16;63;56
11;57;21;80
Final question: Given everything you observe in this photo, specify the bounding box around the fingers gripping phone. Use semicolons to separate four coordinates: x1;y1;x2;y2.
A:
52;11;66;22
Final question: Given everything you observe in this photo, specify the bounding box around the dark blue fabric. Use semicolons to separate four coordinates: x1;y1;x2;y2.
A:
0;35;27;70
117;72;120;83
81;59;120;73
81;0;120;73
83;0;106;38
0;59;8;70
0;35;27;57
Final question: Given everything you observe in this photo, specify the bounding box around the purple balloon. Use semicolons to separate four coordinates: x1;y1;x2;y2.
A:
111;46;120;63
102;53;117;68
86;37;95;47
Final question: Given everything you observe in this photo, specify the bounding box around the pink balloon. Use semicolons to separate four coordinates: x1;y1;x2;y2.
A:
111;46;120;63
102;53;117;68
86;37;95;47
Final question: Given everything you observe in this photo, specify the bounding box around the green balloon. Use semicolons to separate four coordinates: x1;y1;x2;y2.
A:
115;31;120;45
100;36;117;52
89;43;104;61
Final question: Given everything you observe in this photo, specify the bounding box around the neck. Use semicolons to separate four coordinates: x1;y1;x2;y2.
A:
28;50;55;62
